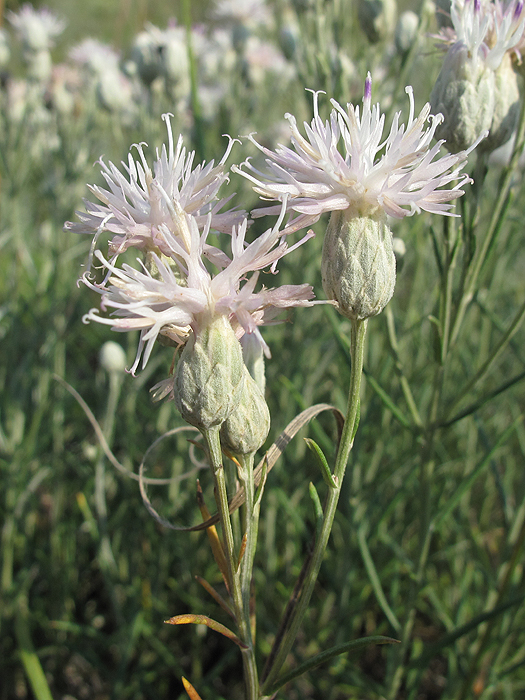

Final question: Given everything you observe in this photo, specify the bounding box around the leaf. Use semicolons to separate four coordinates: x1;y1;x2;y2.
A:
266;636;399;694
182;677;204;700
165;614;248;649
194;576;234;619
363;370;411;429
308;482;323;537
304;438;338;488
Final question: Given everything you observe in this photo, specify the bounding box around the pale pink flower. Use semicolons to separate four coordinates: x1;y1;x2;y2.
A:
435;0;525;68
65;114;244;266
234;73;482;232
7;4;65;51
82;201;317;374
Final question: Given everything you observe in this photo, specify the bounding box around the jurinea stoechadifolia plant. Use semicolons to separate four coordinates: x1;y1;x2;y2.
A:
67;43;489;695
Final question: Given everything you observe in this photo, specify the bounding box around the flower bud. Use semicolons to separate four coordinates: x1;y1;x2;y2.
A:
395;11;419;55
358;0;397;43
220;367;270;455
99;341;127;374
321;209;396;320
240;332;266;394
482;53;520;153
174;314;245;431
430;44;495;153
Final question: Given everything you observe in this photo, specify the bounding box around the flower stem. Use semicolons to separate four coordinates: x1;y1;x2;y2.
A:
203;428;259;700
260;318;368;696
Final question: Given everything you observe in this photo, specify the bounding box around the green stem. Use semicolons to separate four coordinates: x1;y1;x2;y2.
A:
238;453;258;634
450;91;525;348
203;429;259;700
260;318;368;696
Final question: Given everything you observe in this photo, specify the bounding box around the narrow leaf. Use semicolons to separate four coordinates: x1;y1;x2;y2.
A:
308;482;324;537
357;526;401;633
305;438;337;488
182;676;204;700
363;370;411;429
194;576;234;619
165;614;248;649
196;481;230;591
267;636;399;694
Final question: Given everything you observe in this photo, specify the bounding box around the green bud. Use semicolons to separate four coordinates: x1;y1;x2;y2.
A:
430;46;495;154
395;11;419;55
241;332;266;394
358;0;397;44
220;367;270;456
482;53;520;153
174;314;245;431
322;209;396;320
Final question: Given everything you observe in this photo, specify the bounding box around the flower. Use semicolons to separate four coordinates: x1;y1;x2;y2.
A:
234;73;481;233
7;4;65;52
431;0;524;152
81;200;317;375
65;114;244;266
435;0;525;70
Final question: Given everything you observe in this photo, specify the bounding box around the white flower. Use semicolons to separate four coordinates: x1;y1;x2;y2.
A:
7;4;65;52
82;201;317;374
431;0;523;152
234;73;481;232
65;114;245;263
69;39;121;75
438;0;525;70
212;0;272;27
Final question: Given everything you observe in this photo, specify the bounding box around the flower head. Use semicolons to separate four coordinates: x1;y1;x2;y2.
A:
436;0;525;70
7;4;65;52
65;114;244;266
235;74;480;232
82;201;317;374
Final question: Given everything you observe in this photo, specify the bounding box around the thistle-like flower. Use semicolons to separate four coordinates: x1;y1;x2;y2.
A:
235;73;480;231
65;114;244;265
235;74;482;319
81;200;317;375
7;4;65;52
431;0;525;152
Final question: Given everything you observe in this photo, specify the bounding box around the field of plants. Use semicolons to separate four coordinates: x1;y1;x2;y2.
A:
2;0;525;699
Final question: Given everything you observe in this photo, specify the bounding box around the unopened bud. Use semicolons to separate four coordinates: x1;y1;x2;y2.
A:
430;45;495;153
358;0;397;43
99;341;127;374
482;53;520;153
322;209;396;320
240;332;266;394
395;11;419;55
174;314;245;431
220;368;270;455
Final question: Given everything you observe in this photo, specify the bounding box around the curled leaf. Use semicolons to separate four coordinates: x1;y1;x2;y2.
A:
165;614;248;649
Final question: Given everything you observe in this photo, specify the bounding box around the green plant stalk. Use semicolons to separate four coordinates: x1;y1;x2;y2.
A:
450;91;525;348
203;428;259;700
260;318;368;696
237;452;258;630
15;597;54;700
